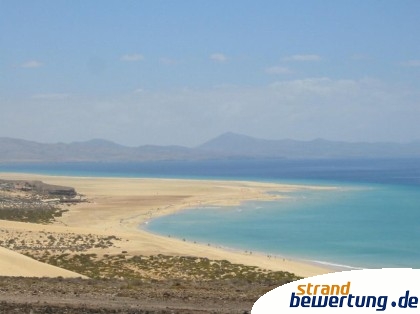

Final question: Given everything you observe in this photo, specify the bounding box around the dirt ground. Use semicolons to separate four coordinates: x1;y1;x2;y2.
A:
0;276;277;313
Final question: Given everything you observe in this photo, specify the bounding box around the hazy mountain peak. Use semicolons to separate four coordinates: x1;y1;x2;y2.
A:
199;132;261;149
1;134;420;162
70;139;121;147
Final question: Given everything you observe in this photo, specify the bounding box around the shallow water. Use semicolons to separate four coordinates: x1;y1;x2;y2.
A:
146;183;420;269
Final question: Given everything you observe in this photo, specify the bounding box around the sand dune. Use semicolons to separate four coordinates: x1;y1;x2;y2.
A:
0;246;85;278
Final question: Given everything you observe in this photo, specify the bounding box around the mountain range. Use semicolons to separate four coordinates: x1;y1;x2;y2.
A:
1;132;420;163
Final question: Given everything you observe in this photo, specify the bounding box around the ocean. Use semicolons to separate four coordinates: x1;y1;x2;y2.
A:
1;158;420;269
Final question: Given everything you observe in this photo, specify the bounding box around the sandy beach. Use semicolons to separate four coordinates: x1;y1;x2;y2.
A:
0;172;334;278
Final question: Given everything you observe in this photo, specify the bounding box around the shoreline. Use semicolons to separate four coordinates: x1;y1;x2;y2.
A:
0;172;337;277
140;205;360;272
142;221;359;273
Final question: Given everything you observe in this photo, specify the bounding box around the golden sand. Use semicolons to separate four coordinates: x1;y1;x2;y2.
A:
0;173;334;277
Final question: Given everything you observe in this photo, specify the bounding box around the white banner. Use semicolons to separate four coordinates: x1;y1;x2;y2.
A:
252;268;420;313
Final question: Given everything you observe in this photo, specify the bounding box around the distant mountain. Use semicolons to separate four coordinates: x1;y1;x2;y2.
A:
1;133;420;163
198;132;420;159
0;137;200;162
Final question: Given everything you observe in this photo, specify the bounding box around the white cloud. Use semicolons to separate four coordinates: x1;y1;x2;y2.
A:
120;54;144;62
133;88;145;94
2;77;418;145
31;93;70;100
20;60;43;68
119;77;418;144
269;77;360;96
282;54;321;62
160;57;178;65
401;60;420;67
210;53;228;63
265;66;292;75
351;53;369;61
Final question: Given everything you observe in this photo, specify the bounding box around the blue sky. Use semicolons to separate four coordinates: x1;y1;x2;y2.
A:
1;1;419;146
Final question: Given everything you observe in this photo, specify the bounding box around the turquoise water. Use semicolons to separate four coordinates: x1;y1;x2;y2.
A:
2;159;420;269
146;183;420;269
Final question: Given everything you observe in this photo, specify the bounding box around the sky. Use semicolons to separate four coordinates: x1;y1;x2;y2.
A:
1;1;420;146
